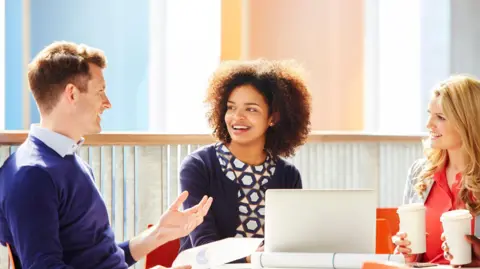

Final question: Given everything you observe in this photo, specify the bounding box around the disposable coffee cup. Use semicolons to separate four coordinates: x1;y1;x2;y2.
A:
396;203;426;254
441;210;472;265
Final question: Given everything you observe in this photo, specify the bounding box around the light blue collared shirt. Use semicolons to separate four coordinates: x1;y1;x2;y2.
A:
29;124;85;157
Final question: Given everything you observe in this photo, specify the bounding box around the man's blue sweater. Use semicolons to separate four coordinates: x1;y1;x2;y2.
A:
0;126;135;268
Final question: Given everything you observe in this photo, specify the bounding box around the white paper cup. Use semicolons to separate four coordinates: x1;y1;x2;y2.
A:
441;209;472;265
396;203;426;254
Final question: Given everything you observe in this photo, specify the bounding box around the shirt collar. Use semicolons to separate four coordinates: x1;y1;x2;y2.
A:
29;124;85;157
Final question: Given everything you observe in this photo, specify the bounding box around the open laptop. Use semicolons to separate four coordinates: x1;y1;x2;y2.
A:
264;189;377;253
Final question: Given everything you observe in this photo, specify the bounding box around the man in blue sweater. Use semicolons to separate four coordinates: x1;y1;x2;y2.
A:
0;41;213;269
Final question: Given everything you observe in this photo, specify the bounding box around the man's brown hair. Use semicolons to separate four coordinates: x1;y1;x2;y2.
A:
27;41;107;113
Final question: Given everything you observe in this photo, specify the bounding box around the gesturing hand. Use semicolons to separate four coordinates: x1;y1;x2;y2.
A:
152;191;213;242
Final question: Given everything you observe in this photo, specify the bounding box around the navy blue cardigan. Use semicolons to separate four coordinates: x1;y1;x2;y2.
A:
178;144;302;253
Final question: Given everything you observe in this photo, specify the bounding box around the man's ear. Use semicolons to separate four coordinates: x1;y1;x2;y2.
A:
65;83;79;104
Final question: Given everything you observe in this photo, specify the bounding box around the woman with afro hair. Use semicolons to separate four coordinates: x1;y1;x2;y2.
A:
178;59;312;262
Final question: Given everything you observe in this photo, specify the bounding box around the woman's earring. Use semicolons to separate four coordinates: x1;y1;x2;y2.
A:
269;122;274;126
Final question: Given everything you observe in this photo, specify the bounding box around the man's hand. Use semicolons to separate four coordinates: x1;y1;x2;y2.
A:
129;191;213;262
152;191;213;243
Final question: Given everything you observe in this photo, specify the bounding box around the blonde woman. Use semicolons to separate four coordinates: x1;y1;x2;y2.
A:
393;75;480;265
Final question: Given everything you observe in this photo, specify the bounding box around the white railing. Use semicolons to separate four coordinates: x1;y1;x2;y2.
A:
0;132;425;269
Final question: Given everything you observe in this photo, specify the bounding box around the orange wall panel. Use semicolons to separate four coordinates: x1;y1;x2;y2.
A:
247;0;364;130
221;0;243;61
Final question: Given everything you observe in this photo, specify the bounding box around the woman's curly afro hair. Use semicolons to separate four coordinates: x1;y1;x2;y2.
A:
205;59;312;158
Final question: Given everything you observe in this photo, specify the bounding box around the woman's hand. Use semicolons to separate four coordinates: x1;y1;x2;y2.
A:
442;233;480;267
245;245;264;263
392;231;420;263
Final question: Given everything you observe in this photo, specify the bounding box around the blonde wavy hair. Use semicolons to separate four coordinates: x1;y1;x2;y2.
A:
415;75;480;215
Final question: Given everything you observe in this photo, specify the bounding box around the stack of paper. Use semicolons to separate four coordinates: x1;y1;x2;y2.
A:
172;237;406;269
250;252;406;269
172;238;263;269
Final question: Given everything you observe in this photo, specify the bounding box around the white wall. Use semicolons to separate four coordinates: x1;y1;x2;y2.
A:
148;0;167;132
364;0;451;133
149;0;221;133
164;0;221;133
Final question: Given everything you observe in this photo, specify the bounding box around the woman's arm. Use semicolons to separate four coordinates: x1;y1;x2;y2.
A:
289;164;303;189
403;159;426;204
179;155;220;247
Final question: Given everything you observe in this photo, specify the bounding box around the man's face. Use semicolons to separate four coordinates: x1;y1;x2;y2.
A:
73;63;111;135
